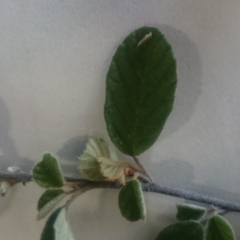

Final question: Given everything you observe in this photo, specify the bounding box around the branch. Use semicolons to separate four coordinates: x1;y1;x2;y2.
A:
0;172;86;183
1;172;240;213
64;184;94;209
0;172;32;185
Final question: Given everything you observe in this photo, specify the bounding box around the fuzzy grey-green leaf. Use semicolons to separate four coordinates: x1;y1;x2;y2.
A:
176;204;206;221
118;179;145;222
41;207;62;240
97;156;137;185
78;137;118;181
155;221;204;240
37;189;65;220
40;207;75;240
104;26;177;156
54;208;75;240
33;154;64;188
206;215;235;240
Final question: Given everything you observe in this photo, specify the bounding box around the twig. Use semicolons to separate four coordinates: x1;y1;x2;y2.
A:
0;172;33;183
64;181;124;209
64;184;93;209
1;172;240;213
141;183;240;213
132;156;152;181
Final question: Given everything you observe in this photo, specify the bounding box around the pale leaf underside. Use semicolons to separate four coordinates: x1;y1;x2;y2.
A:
97;156;137;185
78;138;118;181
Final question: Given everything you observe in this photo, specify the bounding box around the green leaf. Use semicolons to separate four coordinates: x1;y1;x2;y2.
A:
104;26;177;156
155;221;204;240
41;207;75;240
54;208;75;240
118;179;145;221
78;137;118;181
33;153;64;188
41;207;62;240
176;204;206;221
206;215;235;240
37;189;65;220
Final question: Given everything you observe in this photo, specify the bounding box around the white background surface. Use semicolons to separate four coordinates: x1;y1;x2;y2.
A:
0;0;240;239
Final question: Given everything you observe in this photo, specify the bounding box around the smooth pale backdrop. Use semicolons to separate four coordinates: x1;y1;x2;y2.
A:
0;1;240;239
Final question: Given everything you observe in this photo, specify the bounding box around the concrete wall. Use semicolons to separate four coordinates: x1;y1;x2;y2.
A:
0;1;239;239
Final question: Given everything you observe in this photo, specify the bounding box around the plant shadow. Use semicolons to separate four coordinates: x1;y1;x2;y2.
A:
155;24;202;141
0;97;33;214
0;97;33;171
57;135;88;177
